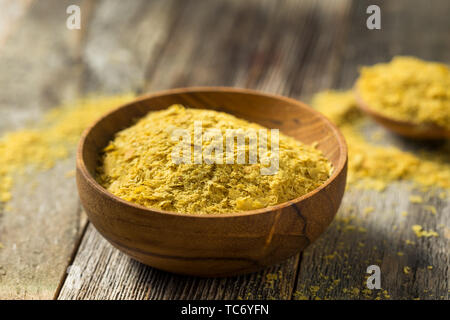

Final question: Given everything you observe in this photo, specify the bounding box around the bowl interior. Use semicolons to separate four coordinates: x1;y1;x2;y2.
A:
81;88;346;198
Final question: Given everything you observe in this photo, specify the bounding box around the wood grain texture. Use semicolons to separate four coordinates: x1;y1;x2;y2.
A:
0;0;177;300
58;0;352;299
293;0;450;300
0;0;92;299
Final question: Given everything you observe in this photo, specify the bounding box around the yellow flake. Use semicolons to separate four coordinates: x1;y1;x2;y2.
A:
403;266;411;274
409;195;423;204
400;211;408;217
309;286;320;295
324;251;339;261
0;192;11;202
0;95;135;205
412;225;439;238
97;105;332;214
293;291;308;300
64;170;76;178
424;205;437;215
344;225;356;232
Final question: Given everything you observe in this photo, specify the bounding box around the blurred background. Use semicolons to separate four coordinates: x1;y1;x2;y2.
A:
1;0;448;130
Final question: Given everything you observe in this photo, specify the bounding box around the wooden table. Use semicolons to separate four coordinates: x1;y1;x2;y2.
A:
0;0;448;300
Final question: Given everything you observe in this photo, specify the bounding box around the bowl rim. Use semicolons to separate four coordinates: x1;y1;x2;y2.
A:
77;86;348;219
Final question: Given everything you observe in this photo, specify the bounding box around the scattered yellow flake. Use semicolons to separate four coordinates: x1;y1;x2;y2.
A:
362;288;372;296
409;195;423;204
0;242;3;249
424;205;437;215
363;206;374;215
343;225;356;232
265;273;277;289
412;225;439;238
0;94;135;204
0;192;11;202
427;266;433;270
405;239;415;245
401;211;408;217
319;273;329;280
64;170;76;178
293;291;308;300
403;266;411;275
397;252;404;256
312;90;450;191
324;251;339;261
309;286;320;296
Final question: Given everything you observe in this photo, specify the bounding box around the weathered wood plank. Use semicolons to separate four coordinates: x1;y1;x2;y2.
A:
80;0;176;94
294;0;449;300
0;0;87;133
0;0;32;48
58;0;352;300
0;0;91;299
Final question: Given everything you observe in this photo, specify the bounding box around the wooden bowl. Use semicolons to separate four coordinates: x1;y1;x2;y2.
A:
76;87;348;277
355;87;450;140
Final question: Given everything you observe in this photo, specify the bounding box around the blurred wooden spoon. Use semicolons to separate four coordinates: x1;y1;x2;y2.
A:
354;86;450;140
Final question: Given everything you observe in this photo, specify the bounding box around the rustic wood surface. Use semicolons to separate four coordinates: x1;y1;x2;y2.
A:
0;0;88;299
0;0;448;300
